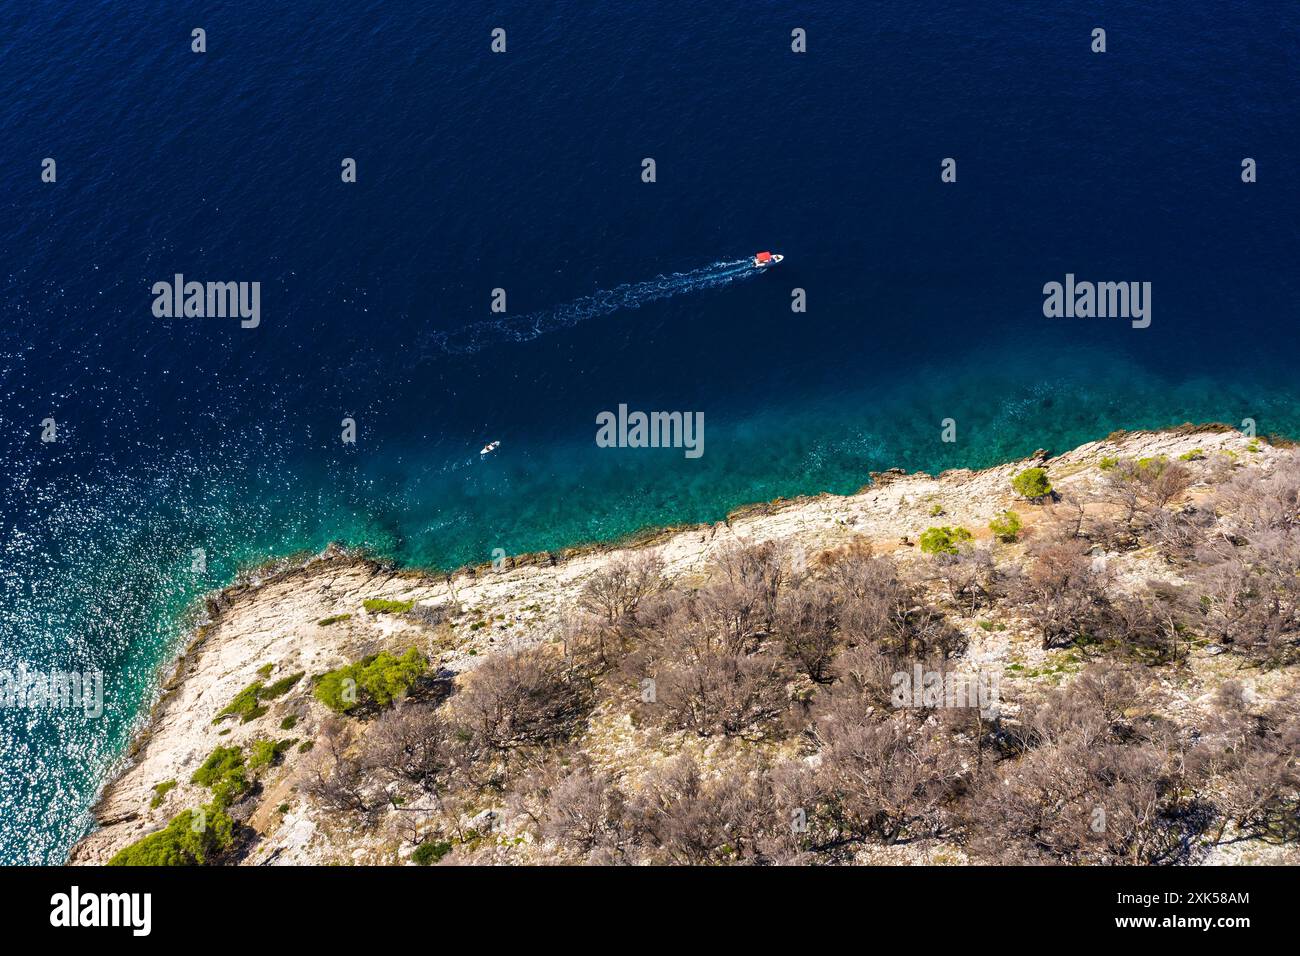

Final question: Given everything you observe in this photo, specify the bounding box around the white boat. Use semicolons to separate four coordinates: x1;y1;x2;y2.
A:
480;440;500;456
752;250;784;268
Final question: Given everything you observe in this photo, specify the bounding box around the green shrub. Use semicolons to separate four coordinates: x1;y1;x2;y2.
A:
928;503;945;517
354;649;426;706
215;682;266;723
256;663;274;679
1011;467;1053;500
191;746;247;806
988;510;1022;542
317;613;352;626
363;598;415;615
247;738;296;772
261;672;304;699
108;803;234;866
918;526;973;556
1098;456;1119;471
313;648;427;714
215;671;303;724
314;668;357;713
411;840;453;865
1178;448;1204;462
279;714;298;731
150;779;177;809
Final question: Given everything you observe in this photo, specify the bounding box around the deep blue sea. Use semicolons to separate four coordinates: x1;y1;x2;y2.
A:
1;1;1297;863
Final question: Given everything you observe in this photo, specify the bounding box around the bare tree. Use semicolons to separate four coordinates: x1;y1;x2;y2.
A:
655;643;790;739
362;703;453;798
1046;493;1088;539
812;712;962;845
1105;458;1193;539
624;755;779;864
303;718;379;820
534;764;629;861
1149;505;1212;563
968;674;1197;864
775;580;840;683
712;540;790;634
1023;539;1110;649
932;546;996;615
449;646;594;759
578;551;665;626
1192;531;1300;664
1193;690;1300;842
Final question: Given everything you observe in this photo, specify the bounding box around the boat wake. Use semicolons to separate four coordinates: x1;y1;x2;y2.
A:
421;258;758;356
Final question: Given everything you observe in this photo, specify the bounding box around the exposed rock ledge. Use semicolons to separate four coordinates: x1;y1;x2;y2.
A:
69;424;1286;864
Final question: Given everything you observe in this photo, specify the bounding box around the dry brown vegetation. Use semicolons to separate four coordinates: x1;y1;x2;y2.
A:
295;449;1300;865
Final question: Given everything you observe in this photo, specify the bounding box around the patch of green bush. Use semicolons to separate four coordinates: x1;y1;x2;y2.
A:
108;803;234;866
919;526;973;556
191;745;247;806
313;648;427;714
1098;456;1119;471
261;672;304;699
317;613;352;626
411;840;453;865
279;714;298;731
215;682;266;724
1178;448;1204;462
988;510;1022;543
214;671;303;724
1011;467;1053;500
247;738;297;772
363;598;415;614
150;779;177;809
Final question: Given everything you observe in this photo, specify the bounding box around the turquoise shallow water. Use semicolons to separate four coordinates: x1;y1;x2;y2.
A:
9;339;1299;863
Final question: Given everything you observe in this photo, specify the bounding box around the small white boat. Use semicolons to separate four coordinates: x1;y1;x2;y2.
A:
752;250;784;268
480;440;500;456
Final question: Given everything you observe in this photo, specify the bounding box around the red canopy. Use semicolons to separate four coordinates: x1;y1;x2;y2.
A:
756;251;772;262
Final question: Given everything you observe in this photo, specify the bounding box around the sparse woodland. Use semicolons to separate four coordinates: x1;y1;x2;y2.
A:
294;443;1299;865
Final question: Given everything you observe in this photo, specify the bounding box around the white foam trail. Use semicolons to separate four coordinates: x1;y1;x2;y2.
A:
422;258;757;355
